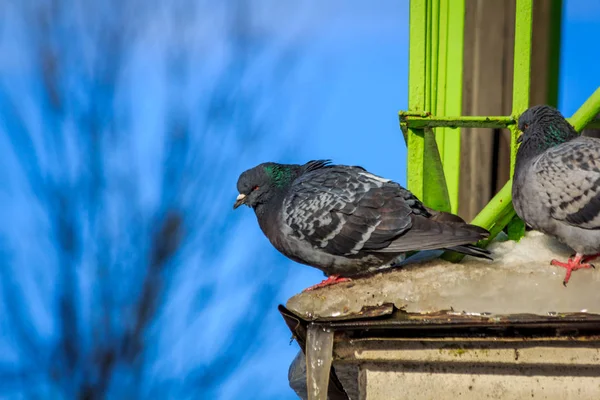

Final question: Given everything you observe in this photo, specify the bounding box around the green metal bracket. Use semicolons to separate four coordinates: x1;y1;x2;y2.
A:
569;87;600;131
402;0;600;260
510;0;533;175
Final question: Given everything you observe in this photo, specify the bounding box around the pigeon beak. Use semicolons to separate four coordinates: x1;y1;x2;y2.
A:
516;134;523;144
233;193;247;209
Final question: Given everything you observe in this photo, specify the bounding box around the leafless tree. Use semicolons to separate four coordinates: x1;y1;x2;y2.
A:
0;0;303;398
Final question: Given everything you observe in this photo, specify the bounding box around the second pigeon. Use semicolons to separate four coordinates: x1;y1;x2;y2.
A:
513;105;600;286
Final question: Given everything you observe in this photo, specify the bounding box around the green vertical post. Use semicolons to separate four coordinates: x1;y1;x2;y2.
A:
429;0;439;115
406;0;453;213
406;0;427;200
505;0;533;240
434;0;448;160
510;0;533;175
437;0;464;214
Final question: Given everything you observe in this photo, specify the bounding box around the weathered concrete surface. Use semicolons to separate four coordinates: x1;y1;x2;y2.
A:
287;231;600;320
360;365;600;400
344;338;600;400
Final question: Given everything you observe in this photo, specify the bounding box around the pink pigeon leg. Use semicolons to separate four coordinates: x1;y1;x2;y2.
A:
303;275;352;292
550;253;595;287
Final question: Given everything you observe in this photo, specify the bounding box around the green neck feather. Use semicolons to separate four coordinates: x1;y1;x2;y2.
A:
543;125;571;147
264;165;295;188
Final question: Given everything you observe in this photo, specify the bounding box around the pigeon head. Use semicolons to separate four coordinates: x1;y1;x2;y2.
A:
233;163;298;210
516;105;578;158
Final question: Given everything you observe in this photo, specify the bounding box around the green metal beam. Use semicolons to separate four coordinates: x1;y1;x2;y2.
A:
401;113;600;131
569;87;600;132
406;0;452;213
421;0;452;213
428;0;438;113
401;114;515;130
406;0;427;201
471;180;515;245
510;0;533;175
438;0;465;214
434;0;448;161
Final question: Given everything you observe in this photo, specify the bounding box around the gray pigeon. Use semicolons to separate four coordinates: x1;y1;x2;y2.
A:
234;160;491;291
513;105;600;286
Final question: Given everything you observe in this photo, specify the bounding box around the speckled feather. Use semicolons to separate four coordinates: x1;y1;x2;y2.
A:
513;105;600;255
236;160;491;277
283;167;423;255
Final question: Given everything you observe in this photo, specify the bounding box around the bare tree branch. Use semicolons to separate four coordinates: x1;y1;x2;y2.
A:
0;0;305;397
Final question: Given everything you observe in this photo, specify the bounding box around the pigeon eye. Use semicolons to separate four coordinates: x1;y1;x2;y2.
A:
252;185;259;191
523;123;529;129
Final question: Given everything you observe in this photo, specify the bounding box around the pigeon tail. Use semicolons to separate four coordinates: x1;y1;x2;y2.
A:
379;216;490;254
446;244;492;260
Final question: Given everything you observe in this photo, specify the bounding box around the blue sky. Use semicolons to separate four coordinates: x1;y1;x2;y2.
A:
559;1;600;115
230;1;600;398
0;1;599;399
222;2;410;398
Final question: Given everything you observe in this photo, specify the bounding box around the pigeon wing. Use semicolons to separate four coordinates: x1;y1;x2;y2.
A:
282;167;418;256
536;137;600;229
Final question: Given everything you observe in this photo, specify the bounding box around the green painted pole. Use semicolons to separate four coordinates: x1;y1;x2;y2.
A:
435;0;448;160
501;0;534;240
569;87;600;132
471;180;515;245
429;0;438;115
510;0;533;176
406;0;452;213
400;114;515;129
406;0;427;201
441;0;464;214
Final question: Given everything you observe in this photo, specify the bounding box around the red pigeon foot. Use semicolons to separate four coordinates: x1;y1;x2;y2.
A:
582;253;600;264
550;253;595;286
302;275;351;292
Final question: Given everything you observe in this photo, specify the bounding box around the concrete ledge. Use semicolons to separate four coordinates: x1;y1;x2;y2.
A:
283;231;600;400
287;231;600;320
